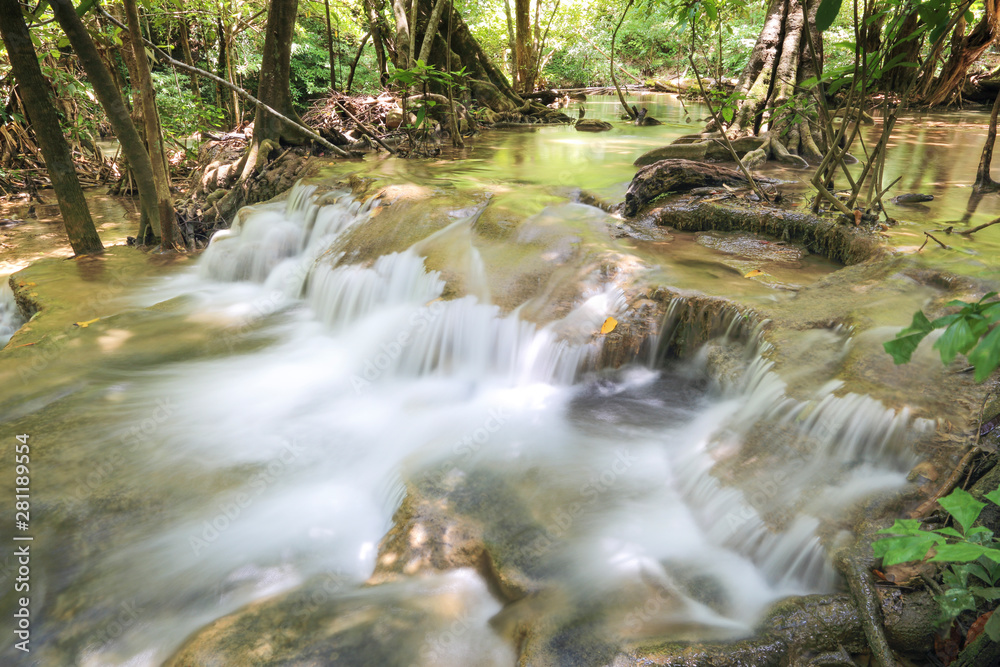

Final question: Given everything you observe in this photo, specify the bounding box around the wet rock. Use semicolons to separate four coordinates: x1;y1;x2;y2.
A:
890;193;934;205
575;119;614;132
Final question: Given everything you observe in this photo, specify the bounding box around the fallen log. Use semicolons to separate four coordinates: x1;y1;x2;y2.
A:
638;199;889;265
622;159;758;216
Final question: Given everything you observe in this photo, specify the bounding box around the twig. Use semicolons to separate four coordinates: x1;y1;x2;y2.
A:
868;175;903;215
922;231;950;250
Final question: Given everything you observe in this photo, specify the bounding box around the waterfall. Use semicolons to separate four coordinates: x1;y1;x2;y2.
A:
0;278;24;347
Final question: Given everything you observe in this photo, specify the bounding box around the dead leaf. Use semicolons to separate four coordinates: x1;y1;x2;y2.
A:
74;318;100;328
600;317;618;334
880;559;935;587
744;269;764;278
853;209;862;226
966;610;994;647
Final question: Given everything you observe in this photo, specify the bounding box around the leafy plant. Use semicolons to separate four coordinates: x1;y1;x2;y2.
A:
874;486;1000;637
884;293;1000;382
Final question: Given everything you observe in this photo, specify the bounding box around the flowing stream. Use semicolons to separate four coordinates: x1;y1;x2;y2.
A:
0;94;986;665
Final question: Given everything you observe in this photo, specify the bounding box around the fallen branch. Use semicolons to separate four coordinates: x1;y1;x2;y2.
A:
95;2;352;159
922;231;950;250
334;101;398;156
959;216;1000;236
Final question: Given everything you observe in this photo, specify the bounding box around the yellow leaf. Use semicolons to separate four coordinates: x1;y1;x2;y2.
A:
74;318;99;328
26;282;36;286
600;316;618;334
744;269;764;278
28;292;38;297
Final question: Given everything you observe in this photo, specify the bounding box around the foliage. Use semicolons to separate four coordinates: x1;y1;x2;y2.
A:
873;486;1000;637
884;293;1000;382
391;60;466;133
150;71;226;136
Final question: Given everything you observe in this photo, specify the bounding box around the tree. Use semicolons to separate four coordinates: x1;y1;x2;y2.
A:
0;0;103;255
48;0;169;244
724;0;824;159
122;0;177;249
514;0;533;92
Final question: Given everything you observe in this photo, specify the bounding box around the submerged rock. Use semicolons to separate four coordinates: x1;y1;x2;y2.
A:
576;118;614;132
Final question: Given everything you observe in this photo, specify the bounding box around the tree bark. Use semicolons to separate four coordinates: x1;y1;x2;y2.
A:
49;0;164;243
346;31;371;93
921;0;1000;106
363;0;389;86
975;88;1000;192
0;0;102;255
179;20;200;104
325;0;337;89
252;0;307;145
514;0;533;92
123;0;176;249
392;0;411;69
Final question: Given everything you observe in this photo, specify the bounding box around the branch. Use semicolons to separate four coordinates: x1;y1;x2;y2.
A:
94;2;353;159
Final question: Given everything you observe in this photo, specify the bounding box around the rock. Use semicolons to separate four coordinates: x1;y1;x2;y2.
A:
891;193;934;204
575;118;613;132
741;146;768;170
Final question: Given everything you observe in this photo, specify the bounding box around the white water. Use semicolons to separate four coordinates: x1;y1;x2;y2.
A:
52;184;929;664
0;278;24;347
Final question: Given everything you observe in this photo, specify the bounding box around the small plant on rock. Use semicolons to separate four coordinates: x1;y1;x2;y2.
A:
873;485;1000;639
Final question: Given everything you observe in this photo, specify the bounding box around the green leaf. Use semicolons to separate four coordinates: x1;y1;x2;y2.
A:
884;311;934;364
877;519;926;535
816;0;845;31
985;489;1000;506
985;608;1000;642
933;543;988;562
874;534;939;566
968;325;1000;382
939;487;987;534
934;316;979;364
933;527;965;538
971;586;1000;600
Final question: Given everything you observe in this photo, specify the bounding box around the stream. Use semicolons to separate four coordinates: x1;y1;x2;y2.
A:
0;94;995;665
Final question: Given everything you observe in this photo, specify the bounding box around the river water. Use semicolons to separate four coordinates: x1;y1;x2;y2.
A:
0;94;990;665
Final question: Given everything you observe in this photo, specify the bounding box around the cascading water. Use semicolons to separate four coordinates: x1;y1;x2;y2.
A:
0;278;24;347
5;181;934;666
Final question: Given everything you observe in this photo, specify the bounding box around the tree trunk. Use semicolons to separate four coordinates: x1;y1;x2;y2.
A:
123;0;176;250
514;0;533;92
921;0;1000;106
216;17;232;125
346;31;371;93
503;0;516;77
325;0;337;89
722;0;823;160
179;20;200;104
392;0;522;111
975;88;1000;192
252;0;307;145
392;0;411;69
879;10;922;93
49;0;164;243
363;0;389;86
0;0;102;255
